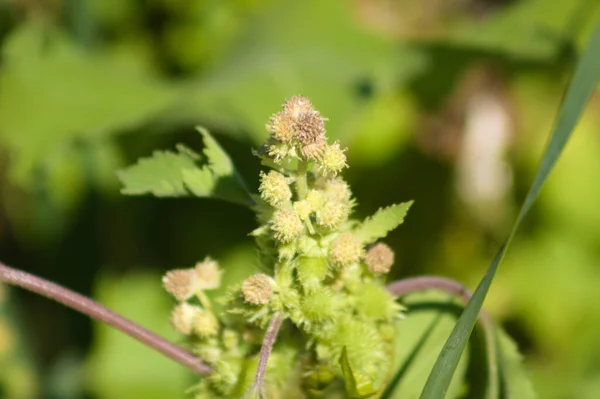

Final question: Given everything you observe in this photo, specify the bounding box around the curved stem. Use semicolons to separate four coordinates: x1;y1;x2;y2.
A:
386;275;498;396
246;313;284;398
0;262;210;376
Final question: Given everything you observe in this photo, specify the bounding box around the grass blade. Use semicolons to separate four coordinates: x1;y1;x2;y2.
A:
419;16;600;399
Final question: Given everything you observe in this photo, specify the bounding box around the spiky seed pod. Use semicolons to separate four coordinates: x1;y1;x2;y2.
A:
171;302;200;335
242;274;273;305
325;178;352;202
353;283;398;321
301;287;336;322
271;209;304;242
319;141;347;175
283;95;315;118
316;197;350;228
266;112;295;142
193;309;220;338
259;170;292;207
162;269;197;302
294;111;326;146
330;233;364;266
365;243;395;274
296;257;330;293
293;199;313;220
194;257;223;290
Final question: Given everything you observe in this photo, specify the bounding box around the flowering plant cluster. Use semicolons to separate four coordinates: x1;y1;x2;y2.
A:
161;97;412;398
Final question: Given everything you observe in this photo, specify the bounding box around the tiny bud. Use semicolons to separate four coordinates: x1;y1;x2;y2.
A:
316;197;350;227
307;190;325;210
242;273;273;305
222;329;239;351
266;112;295;142
325;178;352;202
194;257;223;290
271;209;304;242
193;309;220;338
319;141;347;175
330;233;364;266
268;141;292;163
282;95;315;118
294;111;326;146
300;137;327;160
259;170;292;207
162;269;196;302
365;243;395;274
171;302;200;335
293;199;313;220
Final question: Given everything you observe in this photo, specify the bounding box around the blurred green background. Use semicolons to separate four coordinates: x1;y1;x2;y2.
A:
1;0;600;398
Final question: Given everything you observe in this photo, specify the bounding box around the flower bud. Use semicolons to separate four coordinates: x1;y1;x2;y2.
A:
294;111;326;146
163;258;222;301
242;274;273;305
171;302;200;335
319;141;347;175
194;257;222;290
271;209;304;242
162;269;197;302
325;178;352;202
330;233;364;266
365;243;395;274
300;137;327;161
283;95;314;118
293;199;313;220
259;170;292;207
316;197;350;227
307;190;325;210
266;112;295;142
193;309;220;338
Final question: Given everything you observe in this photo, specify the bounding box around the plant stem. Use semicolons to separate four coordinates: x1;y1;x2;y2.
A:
295;160;308;200
0;262;210;375
246;313;284;397
295;160;316;234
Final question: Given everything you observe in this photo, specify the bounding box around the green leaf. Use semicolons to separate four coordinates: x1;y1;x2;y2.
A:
339;347;378;399
0;22;176;187
118;147;201;197
354;202;413;243
117;129;253;206
419;15;600;399
383;294;472;399
496;327;536;399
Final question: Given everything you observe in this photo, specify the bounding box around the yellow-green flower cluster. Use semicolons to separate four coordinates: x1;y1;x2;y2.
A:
162;96;408;398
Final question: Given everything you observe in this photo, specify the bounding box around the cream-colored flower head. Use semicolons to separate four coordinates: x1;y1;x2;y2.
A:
171;302;200;335
365;243;395;274
271;209;304;243
259;170;292;207
163;257;222;301
319;141;347;175
242;274;273;305
193;309;220;338
330;233;365;266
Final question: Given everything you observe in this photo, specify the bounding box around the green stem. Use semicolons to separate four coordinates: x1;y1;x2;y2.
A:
295;160;316;234
295;160;308;200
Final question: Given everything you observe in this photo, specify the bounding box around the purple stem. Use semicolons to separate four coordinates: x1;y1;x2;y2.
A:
246;313;284;397
0;262;210;376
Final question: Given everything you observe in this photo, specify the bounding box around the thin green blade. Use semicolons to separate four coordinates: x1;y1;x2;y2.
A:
420;16;600;399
